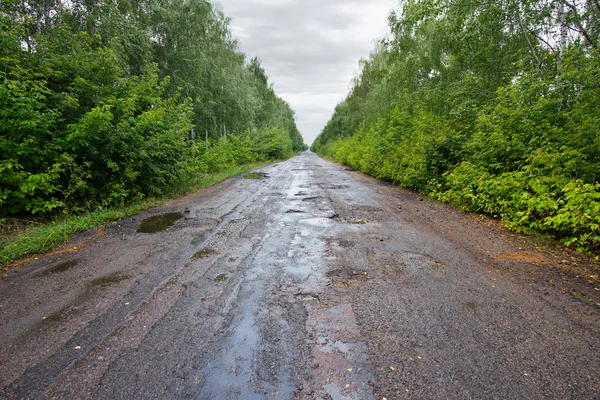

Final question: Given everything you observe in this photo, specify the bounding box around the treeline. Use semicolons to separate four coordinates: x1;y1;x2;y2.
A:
313;0;600;252
1;0;306;217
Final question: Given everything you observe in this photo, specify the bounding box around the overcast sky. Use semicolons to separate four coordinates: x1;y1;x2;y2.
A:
215;0;397;145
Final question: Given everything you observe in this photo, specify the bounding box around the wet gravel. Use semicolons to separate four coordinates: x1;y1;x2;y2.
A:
0;152;599;399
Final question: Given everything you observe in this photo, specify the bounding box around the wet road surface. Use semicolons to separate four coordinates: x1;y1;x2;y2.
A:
1;152;599;399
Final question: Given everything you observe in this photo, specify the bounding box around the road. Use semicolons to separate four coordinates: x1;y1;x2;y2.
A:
1;152;599;399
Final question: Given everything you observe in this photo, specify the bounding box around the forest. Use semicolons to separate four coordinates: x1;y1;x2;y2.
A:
1;0;307;218
312;0;600;253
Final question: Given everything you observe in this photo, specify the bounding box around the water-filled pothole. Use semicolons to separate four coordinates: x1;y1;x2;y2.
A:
137;212;183;233
243;172;269;180
286;209;305;214
39;260;79;276
192;248;218;260
90;273;129;287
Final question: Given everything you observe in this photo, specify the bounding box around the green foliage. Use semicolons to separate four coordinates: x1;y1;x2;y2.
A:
313;0;600;253
0;0;306;220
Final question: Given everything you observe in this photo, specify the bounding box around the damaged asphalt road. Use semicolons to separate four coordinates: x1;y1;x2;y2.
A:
1;152;599;399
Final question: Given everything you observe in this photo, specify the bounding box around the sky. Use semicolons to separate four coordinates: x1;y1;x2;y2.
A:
215;0;397;146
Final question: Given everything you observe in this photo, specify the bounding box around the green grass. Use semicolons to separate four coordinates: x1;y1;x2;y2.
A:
0;161;272;270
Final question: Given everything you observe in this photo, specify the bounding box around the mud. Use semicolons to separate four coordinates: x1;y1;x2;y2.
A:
1;152;599;399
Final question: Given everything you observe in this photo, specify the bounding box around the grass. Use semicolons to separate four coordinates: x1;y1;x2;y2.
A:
0;161;271;270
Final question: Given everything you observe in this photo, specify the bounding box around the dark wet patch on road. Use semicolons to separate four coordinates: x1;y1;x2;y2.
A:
327;269;371;288
243;172;269;180
38;259;79;276
347;220;367;225
90;273;129;288
461;301;480;316
192;248;218;260
320;184;350;190
137;212;183;233
302;196;322;202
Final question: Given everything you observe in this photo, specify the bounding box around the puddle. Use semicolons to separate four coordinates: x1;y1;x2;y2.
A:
243;172;269;180
39;260;79;276
327;269;371;288
214;274;228;282
89;273;129;287
137;212;183;233
192;248;218;260
320;184;350;190
302;196;322;202
348;220;367;225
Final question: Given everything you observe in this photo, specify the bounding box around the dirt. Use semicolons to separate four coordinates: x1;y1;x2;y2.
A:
1;152;599;399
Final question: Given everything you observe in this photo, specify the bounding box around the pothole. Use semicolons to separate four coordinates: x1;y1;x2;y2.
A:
286;209;306;214
89;273;129;287
192;248;218;260
320;184;350;190
347;220;367;225
214;274;228;282
302;196;322;202
327;269;371;288
243;172;269;180
137;212;183;233
39;259;79;276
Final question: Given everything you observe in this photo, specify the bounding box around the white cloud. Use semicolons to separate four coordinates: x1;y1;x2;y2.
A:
216;0;396;145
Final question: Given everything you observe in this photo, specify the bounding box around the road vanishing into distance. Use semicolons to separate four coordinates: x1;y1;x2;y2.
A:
1;152;599;399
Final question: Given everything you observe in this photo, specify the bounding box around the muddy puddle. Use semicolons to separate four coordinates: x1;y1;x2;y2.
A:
243;172;269;180
38;260;79;276
137;212;183;233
